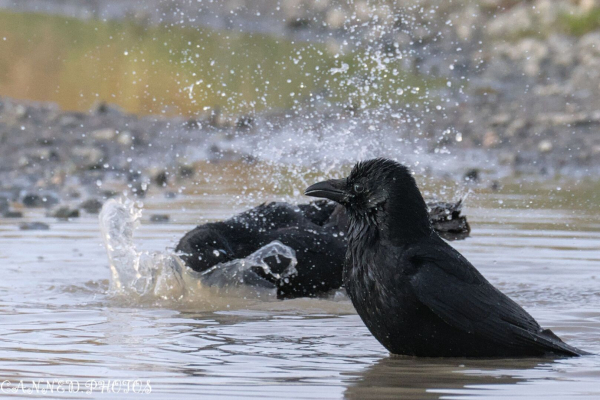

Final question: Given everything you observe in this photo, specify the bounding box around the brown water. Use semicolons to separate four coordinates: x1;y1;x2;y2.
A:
1;173;599;399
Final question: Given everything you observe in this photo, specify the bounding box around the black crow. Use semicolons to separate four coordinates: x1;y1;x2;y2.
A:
305;158;589;357
176;196;469;299
176;200;345;298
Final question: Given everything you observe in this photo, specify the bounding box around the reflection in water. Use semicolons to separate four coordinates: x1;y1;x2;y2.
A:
0;180;599;398
345;356;548;400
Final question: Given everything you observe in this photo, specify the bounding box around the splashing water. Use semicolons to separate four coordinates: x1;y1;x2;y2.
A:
99;198;298;307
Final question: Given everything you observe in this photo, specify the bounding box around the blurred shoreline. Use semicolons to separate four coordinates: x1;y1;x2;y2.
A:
1;1;599;215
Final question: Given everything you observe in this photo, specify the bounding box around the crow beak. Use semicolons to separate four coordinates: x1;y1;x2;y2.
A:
304;178;347;203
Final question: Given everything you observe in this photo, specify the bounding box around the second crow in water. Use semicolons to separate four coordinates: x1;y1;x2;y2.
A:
176;201;345;298
305;158;589;357
177;198;469;299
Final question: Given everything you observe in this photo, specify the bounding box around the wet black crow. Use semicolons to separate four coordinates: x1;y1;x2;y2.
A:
305;158;589;357
177;195;469;299
176;200;345;298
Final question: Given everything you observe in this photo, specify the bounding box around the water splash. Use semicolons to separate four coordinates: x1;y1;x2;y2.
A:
99;197;298;307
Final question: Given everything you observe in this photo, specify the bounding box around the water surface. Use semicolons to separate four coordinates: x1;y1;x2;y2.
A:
1;174;599;399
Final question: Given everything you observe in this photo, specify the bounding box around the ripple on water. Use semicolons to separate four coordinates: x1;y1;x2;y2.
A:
0;183;599;399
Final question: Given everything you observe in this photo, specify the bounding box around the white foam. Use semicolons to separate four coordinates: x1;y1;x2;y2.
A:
98;197;298;308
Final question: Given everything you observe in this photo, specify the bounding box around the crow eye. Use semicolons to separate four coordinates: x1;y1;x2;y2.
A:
353;183;365;193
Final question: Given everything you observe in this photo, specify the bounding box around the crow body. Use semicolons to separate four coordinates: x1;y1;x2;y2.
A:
176;197;469;299
176;200;344;299
305;158;589;357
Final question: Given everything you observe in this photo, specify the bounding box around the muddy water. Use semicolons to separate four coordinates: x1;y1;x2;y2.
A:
0;174;599;399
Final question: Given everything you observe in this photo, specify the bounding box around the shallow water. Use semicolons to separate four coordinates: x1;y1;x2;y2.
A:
0;175;599;399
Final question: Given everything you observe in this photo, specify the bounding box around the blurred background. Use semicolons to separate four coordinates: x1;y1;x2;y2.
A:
1;0;599;197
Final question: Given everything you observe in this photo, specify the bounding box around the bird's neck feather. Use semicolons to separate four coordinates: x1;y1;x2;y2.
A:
347;195;432;249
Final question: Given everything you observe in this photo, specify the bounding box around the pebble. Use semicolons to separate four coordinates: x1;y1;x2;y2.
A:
0;197;8;214
150;214;170;223
178;165;195;178
71;146;105;170
21;194;44;208
116;132;133;146
22;193;60;208
236;115;254;129
53;207;80;219
538;140;553;153
19;222;50;230
3;210;23;218
482;131;500;148
80;199;103;214
152;170;169;187
464;169;481;183
91;128;117;141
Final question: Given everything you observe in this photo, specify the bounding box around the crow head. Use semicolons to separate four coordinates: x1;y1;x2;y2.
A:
305;158;432;242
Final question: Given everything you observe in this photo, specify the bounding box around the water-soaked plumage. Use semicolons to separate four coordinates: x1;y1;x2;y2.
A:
177;195;469;299
305;158;589;357
176;200;344;299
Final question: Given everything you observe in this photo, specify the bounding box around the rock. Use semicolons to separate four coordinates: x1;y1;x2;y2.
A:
91;128;117;141
71;146;105;170
287;17;311;30
326;8;346;29
483;131;500;148
80;199;103;214
65;190;82;199
0;188;20;202
12;104;28;120
487;4;533;38
207;107;226;127
19;222;50;230
208;144;248;162
498;151;517;165
464;168;481;183
101;190;118;199
236;115;254;129
21;194;43;208
21;193;60;208
116;131;133;146
518;39;549;77
538;140;553;153
92;101;110;114
184;118;201;130
178;164;195;178
58;113;85;128
3;210;23;218
578;0;600;12
0;197;8;214
150;214;170;223
505;119;528;138
547;34;576;68
577;32;600;65
130;182;147;198
92;101;123;115
53;207;80;219
27;148;57;162
152;170;169;187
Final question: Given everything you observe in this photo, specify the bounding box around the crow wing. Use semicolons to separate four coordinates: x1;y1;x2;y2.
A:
407;244;585;356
